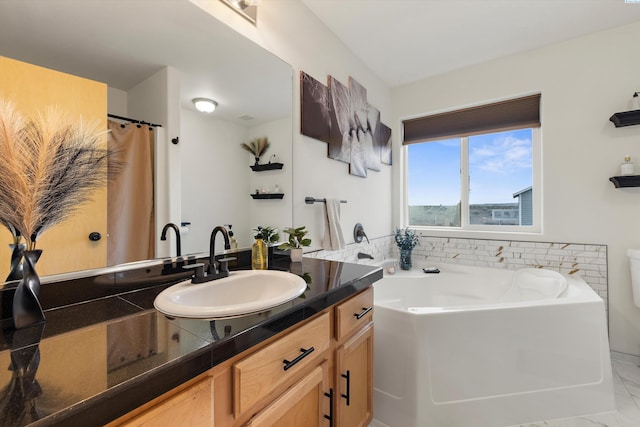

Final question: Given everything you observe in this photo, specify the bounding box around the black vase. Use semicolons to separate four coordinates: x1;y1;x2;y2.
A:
0;322;45;425
6;243;26;282
12;250;45;329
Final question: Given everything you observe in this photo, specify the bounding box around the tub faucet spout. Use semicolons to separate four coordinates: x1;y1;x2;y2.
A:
357;252;374;260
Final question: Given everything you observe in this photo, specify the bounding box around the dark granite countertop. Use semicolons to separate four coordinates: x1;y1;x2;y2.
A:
0;257;382;426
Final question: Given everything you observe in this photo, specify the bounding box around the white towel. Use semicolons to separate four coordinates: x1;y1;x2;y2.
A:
322;199;346;251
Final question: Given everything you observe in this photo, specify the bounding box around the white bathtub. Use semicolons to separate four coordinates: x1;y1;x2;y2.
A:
372;263;615;427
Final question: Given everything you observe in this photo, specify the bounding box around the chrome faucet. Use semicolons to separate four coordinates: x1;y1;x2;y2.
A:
160;222;181;257
208;226;232;277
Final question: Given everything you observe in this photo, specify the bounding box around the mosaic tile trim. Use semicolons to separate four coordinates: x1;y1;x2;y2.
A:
305;235;395;266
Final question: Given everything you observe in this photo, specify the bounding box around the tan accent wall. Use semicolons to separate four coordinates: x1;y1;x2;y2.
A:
0;56;107;278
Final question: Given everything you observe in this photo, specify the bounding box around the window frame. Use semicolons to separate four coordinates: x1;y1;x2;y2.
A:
402;126;542;234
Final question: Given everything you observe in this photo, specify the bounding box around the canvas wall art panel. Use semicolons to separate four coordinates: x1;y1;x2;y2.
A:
327;75;352;163
300;71;330;143
378;123;392;165
365;104;382;171
299;71;392;177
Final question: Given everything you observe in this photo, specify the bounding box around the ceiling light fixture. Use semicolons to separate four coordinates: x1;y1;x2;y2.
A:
192;98;217;114
220;0;258;24
229;0;259;9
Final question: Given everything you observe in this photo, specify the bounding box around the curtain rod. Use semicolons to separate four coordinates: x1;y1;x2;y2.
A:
107;113;162;128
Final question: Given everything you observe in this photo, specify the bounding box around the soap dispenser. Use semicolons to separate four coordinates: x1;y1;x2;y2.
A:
226;224;238;250
252;231;268;270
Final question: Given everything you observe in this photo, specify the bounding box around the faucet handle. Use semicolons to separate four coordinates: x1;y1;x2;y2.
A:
353;223;370;244
183;262;206;283
218;257;236;274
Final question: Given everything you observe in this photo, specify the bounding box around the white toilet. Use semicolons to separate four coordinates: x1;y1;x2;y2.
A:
627;249;640;307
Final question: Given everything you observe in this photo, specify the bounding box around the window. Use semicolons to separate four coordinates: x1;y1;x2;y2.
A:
403;94;541;232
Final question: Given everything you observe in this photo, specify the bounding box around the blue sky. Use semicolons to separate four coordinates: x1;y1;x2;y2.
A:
408;129;532;205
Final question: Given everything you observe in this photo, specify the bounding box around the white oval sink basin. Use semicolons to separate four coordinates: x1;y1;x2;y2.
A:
153;270;307;319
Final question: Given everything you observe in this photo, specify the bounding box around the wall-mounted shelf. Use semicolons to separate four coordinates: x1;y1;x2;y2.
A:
250;162;283;171
251;193;284;199
609;175;640;188
609;110;640;128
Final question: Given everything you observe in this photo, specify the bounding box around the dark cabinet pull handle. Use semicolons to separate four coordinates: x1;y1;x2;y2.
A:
341;370;351;406
354;306;372;320
324;388;334;427
282;347;314;371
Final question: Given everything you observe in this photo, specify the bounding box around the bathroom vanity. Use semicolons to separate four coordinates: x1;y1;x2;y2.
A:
0;256;380;426
110;287;373;427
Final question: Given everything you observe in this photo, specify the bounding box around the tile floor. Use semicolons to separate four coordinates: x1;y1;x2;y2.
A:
369;351;640;427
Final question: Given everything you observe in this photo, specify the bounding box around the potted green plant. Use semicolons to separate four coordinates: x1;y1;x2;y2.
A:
394;227;419;270
278;226;312;262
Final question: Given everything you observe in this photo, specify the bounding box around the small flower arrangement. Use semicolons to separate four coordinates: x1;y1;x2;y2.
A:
278;226;312;250
395;227;419;270
240;136;270;165
394;227;419;251
253;225;279;244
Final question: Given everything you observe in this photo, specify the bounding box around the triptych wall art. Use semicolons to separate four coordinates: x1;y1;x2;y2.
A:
300;71;392;178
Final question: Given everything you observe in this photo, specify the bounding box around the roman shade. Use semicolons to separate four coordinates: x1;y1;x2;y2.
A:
403;93;541;145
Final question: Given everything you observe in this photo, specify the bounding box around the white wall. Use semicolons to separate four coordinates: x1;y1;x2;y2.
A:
391;21;640;356
180;108;251;254
127;67;182;258
107;87;127;116
191;0;393;252
248;117;294;237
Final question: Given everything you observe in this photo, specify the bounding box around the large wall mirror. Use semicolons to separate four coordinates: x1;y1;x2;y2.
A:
0;0;293;282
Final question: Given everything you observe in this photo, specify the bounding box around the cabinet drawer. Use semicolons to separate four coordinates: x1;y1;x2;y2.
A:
233;312;330;417
335;287;373;341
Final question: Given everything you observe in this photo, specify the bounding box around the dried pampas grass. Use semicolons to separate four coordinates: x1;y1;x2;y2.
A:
240;136;270;158
0;100;112;249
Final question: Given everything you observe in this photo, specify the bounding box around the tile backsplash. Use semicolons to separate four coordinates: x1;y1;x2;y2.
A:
305;235;395;265
310;234;608;310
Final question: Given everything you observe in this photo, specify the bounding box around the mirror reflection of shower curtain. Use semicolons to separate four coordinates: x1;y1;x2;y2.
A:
107;120;155;265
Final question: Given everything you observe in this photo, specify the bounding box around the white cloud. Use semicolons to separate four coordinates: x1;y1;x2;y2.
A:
469;134;531;174
434;139;461;148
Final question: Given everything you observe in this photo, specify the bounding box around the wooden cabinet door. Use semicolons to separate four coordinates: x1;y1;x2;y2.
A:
245;363;329;427
336;323;373;427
